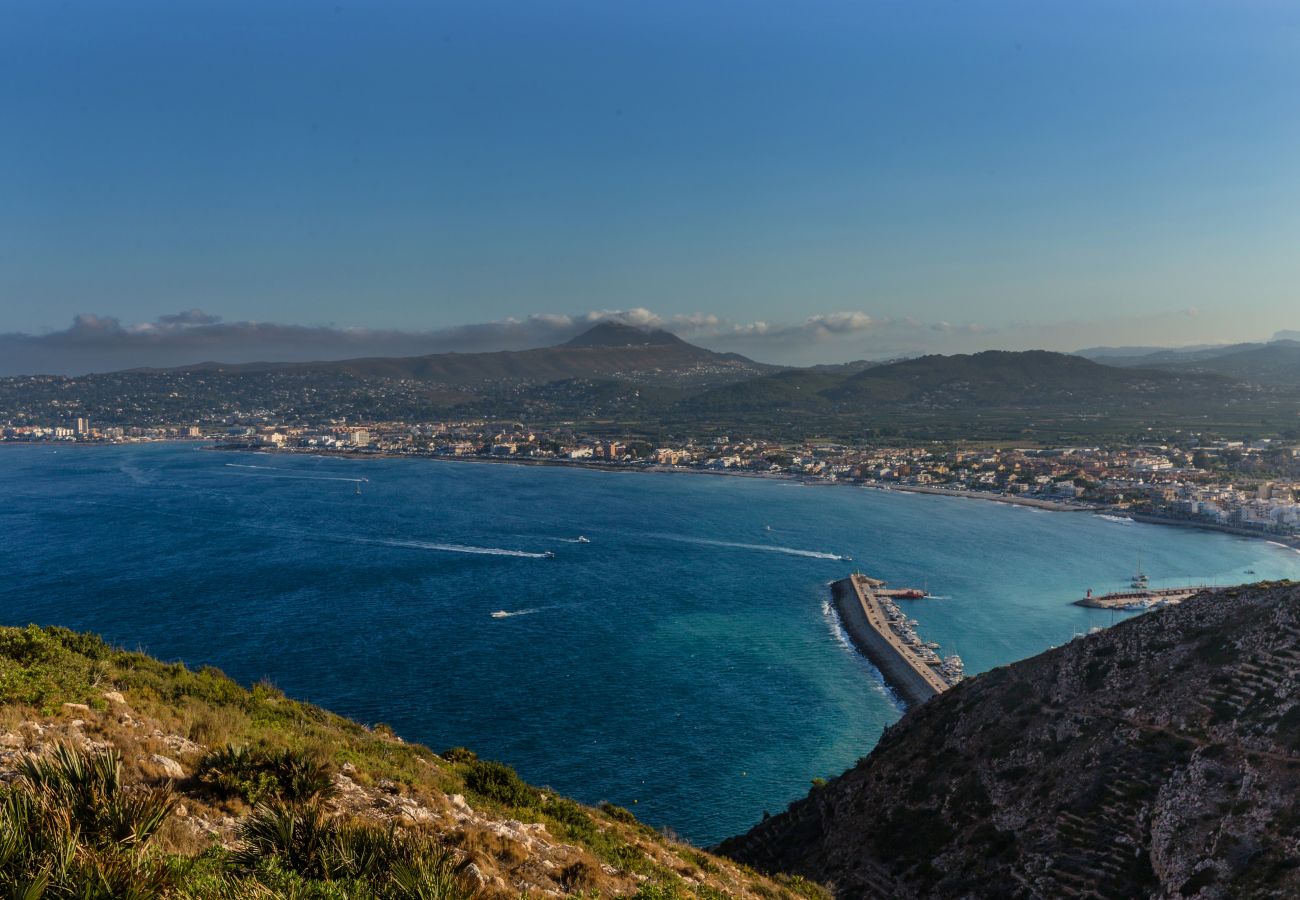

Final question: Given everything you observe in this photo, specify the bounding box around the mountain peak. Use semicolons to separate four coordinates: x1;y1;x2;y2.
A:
562;321;688;348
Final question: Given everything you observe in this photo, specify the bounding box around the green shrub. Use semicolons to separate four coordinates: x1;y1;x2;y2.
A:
545;796;598;842
463;760;538;809
600;801;639;825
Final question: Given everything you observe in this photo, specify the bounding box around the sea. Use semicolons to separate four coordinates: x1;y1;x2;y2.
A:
3;442;1299;844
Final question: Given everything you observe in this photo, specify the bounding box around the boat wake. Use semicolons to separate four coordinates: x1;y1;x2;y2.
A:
490;608;541;619
363;538;551;559
225;464;367;484
555;536;592;544
1096;514;1134;525
654;534;848;561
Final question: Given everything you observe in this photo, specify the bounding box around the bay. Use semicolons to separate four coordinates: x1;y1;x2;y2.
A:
2;442;1297;844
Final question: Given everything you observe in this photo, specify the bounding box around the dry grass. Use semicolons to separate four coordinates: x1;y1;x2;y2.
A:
0;624;820;900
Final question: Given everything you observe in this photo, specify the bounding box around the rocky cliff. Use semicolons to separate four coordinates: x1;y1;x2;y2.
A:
718;582;1300;899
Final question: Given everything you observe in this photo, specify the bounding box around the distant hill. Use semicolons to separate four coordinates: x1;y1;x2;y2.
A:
720;581;1300;898
1076;342;1263;364
159;323;776;389
1154;341;1300;386
1082;340;1300;387
560;321;690;348
682;349;1233;415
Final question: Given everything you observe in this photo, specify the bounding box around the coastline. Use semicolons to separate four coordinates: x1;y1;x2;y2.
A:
1116;512;1300;552
201;443;809;483
40;440;1300;553
869;482;1091;512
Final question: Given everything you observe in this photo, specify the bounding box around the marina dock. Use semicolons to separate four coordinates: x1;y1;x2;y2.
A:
831;574;962;707
1074;584;1222;611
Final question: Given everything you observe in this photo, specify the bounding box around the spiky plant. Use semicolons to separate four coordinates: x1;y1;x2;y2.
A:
196;745;335;806
270;748;336;804
385;844;477;900
231;802;476;899
20;742;174;849
233;800;337;879
0;743;175;899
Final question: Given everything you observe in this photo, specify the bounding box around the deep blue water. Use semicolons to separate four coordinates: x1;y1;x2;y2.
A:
3;443;1299;843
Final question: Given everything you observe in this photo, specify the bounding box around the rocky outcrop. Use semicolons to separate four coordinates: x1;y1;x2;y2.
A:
0;657;790;900
719;582;1300;899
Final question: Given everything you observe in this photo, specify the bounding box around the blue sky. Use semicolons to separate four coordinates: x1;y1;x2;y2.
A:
2;0;1299;369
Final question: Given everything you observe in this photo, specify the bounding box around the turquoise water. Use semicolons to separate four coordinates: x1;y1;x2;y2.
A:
3;443;1298;843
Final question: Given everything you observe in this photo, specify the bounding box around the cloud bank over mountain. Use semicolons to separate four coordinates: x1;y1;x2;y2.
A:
0;308;997;375
0;306;1280;376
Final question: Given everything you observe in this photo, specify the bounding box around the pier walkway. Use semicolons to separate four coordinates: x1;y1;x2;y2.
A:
1075;585;1222;610
831;574;952;706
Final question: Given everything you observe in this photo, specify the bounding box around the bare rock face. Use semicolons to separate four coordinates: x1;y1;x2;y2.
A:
718;582;1300;899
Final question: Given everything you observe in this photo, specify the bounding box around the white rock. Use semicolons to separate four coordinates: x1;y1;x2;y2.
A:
162;733;204;755
102;691;127;705
149;754;186;779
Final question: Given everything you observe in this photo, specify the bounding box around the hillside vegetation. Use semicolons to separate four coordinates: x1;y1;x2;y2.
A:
0;625;821;900
719;582;1300;899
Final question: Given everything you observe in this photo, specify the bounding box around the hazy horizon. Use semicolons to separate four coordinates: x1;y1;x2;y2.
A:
4;1;1299;373
1;308;1298;377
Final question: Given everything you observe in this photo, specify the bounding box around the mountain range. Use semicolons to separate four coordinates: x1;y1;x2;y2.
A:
146;322;777;389
2;323;1296;438
1078;339;1300;387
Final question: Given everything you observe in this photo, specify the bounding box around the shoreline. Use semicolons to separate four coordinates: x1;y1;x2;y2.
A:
869;482;1091;512
202;443;810;483
32;440;1300;553
1117;512;1300;552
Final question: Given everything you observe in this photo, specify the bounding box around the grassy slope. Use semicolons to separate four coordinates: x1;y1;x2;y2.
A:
0;624;824;900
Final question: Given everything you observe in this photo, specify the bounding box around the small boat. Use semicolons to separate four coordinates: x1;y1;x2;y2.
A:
544;550;556;559
896;588;926;599
490;611;510;619
576;536;590;543
1131;553;1149;588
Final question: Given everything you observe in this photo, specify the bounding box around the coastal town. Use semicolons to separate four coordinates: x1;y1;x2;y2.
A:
6;416;1300;544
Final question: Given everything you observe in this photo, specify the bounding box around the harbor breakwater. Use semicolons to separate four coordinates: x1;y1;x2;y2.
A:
830;575;951;707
